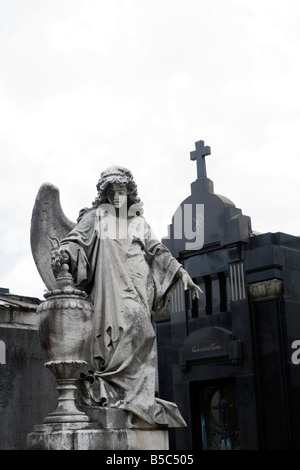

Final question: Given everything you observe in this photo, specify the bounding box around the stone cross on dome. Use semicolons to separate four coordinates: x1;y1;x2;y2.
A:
190;140;211;179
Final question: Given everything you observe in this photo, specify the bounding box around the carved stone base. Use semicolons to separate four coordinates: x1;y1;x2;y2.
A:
43;377;89;423
79;406;164;429
27;421;169;450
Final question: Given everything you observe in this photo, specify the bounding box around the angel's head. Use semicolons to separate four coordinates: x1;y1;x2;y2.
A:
93;165;142;210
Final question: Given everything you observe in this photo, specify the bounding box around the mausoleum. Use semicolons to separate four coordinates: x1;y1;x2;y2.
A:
155;140;300;450
1;139;300;450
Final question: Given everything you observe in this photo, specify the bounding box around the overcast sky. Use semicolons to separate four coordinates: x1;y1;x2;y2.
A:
1;0;300;299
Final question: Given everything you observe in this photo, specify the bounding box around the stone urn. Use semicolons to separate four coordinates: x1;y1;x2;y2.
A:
36;264;93;423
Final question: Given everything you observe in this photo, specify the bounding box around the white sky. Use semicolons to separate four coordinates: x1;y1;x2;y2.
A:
1;0;300;299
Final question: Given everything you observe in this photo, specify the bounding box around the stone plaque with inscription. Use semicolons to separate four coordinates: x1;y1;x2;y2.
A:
178;327;241;370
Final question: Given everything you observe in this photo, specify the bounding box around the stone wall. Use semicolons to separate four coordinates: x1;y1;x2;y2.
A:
0;290;57;450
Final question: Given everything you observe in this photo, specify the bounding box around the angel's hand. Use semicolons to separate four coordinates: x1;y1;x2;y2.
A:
177;267;202;299
50;247;69;271
49;237;69;273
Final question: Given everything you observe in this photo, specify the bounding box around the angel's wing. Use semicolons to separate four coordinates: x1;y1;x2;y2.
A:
30;182;76;291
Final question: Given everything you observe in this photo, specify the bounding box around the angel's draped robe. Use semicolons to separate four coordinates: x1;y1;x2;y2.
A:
60;206;186;426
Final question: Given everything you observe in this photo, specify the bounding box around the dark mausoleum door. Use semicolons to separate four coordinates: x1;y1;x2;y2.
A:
190;379;240;450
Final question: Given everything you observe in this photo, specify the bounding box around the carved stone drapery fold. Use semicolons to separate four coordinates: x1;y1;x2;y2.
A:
248;279;282;300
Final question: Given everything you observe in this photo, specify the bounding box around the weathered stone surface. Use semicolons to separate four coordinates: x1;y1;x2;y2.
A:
248;278;283;299
76;406;167;429
27;422;169;450
35;283;94;423
30;166;195;428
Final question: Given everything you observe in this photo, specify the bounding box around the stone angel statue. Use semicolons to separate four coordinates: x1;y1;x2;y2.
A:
31;165;201;427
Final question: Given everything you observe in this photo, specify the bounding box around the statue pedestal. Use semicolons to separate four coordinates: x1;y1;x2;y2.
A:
27;409;169;450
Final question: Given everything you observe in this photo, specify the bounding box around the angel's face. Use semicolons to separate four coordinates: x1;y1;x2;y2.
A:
107;183;128;209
